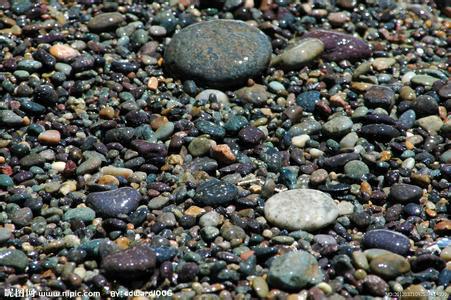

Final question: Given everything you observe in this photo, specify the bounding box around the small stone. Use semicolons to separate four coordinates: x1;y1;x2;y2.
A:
361;275;389;297
63;207;96;222
235;84;270;106
399;86;416;101
188;137;215;157
0;110;23;127
303;30;371;62
264;189;339;231
362;229;410;255
252;276;269;298
401;285;428;300
416;116;443;133
164;20;272;88
268;250;323;290
239;126;265;145
86;187;141;217
369;252;410;279
0;174;14;189
196;89;229;105
360;124;400;142
364;85;395;109
211;144;236;164
100;166;133;178
194;179;238;206
412;95;438;117
411;74;439;86
322;116;353;137
271;38;324;71
292;134;310;148
371;57;396;71
88;12;125;32
49;44;80;61
38;130;61;145
101;245;156;278
296;91;321;113
0;248;28;271
344;160;369;180
389;184;422;203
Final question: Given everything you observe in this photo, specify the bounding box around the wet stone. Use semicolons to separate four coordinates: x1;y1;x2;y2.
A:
88;12;125;32
268;250;323;291
101;245;156;278
194;179;238;206
364;85;395;109
164;20;272;88
0;248;28;271
389;184;423;203
86;187;141;218
303;30;371;62
362;229;410;256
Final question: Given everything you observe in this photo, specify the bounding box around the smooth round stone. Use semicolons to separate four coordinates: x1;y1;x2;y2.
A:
372;57;396;71
271;38;324;71
63;207;96;222
86;187;141;217
369;252;410;279
362;229;410;256
411;74;439;86
322;116;353;137
49;44;80;61
401;285;428;300
164;20;272;88
195;120;225;139
88;12;125;32
264;189;339;231
0;228;12;243
38;130;61;145
101;245;156;278
302;30;371;62
296;91;321;112
344;160;369;180
0;174;14;189
399;109;416;129
268;250;323;290
399;86;416;101
389;184;422;203
0;248;28;271
194;179;238;206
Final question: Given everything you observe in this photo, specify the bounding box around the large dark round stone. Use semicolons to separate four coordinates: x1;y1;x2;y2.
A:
86;187;141;218
164;20;272;88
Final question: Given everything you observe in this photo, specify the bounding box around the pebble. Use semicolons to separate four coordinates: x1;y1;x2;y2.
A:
364;85;395;109
322;116;353;137
63;207;96;222
88;12;125;32
164;20;272;88
362;229;410;256
0;248;28;271
303;30;371;62
194;179;238;206
344;160;369;180
49;44;80;61
296;91;321;112
264;189;339;231
369;252;410;279
38;130;61;145
389;184;423;203
101;245;156;278
268;250;323;290
86;187;141;217
271;38;324;71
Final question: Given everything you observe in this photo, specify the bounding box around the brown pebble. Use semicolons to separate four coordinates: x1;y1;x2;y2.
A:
99;107;115;119
211;144;236;164
38;130;61;145
49;44;80;61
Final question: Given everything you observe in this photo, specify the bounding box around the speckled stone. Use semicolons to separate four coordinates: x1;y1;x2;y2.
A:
362;229;410;256
264;189;339;231
268;250;323;290
194;179;239;206
389;183;423;203
303;30;371;62
86;187;141;217
164;20;272;88
101;245;156;278
88;12;125;32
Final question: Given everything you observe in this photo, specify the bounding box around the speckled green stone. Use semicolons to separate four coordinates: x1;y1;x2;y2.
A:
164;20;272;88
